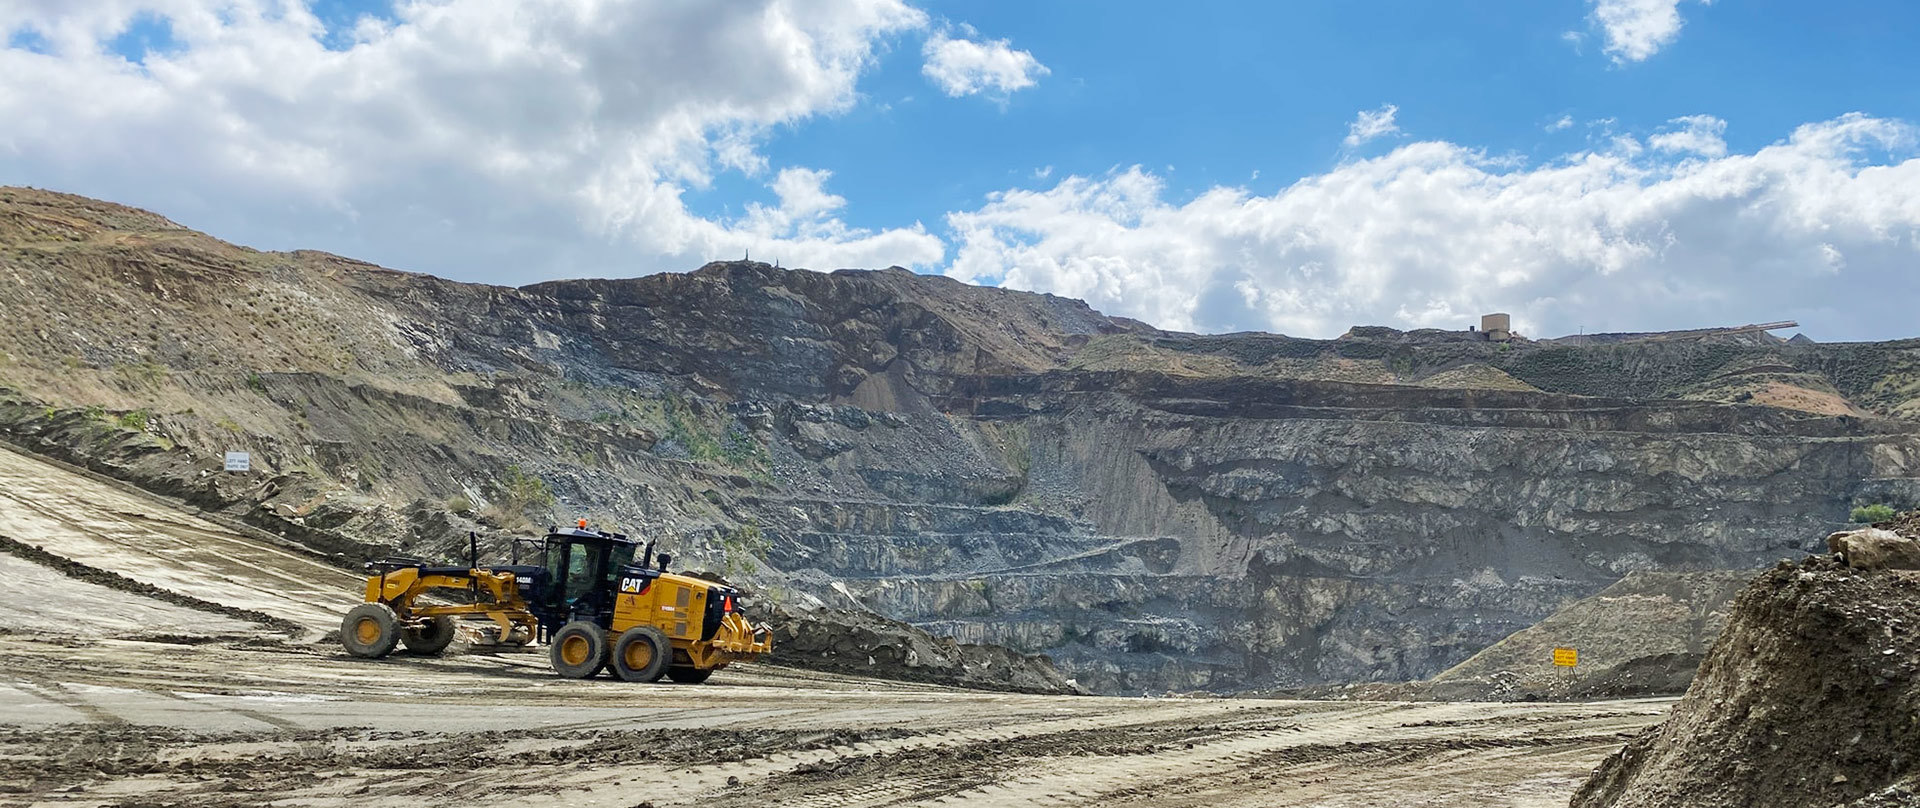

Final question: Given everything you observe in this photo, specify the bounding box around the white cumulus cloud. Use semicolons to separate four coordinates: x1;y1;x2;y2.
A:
1589;0;1709;64
921;29;1048;98
1344;104;1402;148
0;0;943;282
946;114;1920;341
6;4;1919;345
1649;114;1729;157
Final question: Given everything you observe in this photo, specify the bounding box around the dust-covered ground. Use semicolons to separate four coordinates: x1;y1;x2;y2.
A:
0;442;1670;807
0;639;1666;808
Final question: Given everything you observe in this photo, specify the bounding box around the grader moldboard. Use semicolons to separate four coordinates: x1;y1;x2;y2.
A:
340;521;771;683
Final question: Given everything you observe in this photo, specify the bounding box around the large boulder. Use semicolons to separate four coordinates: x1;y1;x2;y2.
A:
1827;527;1920;571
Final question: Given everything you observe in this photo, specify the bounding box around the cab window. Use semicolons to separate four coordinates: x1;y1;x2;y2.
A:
563;543;597;604
608;543;637;581
543;542;569;603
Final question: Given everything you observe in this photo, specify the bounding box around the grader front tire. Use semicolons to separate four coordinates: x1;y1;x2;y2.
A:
341;603;400;659
401;616;458;656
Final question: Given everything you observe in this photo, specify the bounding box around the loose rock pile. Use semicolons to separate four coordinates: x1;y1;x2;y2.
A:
1874;510;1920;539
759;602;1088;695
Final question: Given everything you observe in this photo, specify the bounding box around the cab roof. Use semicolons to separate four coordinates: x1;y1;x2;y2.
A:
547;527;639;545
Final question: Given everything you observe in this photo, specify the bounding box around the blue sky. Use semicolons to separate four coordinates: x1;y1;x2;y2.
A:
748;0;1920;237
4;1;1919;339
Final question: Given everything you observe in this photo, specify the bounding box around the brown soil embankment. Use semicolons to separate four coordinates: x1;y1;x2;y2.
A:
1572;558;1920;808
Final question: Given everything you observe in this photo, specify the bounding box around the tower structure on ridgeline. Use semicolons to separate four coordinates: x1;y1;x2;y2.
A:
1480;313;1512;342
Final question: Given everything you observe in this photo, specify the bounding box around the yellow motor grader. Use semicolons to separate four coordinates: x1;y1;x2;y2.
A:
340;522;771;683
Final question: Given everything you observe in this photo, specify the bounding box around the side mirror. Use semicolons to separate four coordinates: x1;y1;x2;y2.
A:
657;553;672;571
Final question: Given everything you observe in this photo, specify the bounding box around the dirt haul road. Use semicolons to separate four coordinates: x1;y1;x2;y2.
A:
0;444;1669;807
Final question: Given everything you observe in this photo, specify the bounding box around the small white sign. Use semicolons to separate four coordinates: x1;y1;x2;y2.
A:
224;452;251;473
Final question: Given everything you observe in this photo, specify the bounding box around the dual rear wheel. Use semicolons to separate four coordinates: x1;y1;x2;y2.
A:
549;620;611;678
611;625;671;683
547;621;711;684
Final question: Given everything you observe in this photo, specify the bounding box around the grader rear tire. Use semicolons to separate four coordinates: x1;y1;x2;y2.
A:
401;616;457;656
341;603;400;659
666;666;714;684
549;621;609;679
611;626;671;683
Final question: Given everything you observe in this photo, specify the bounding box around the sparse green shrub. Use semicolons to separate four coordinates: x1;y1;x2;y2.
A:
718;424;766;468
82;404;106;421
1851;503;1897;524
656;393;769;475
116;361;166;389
446;495;474;515
116;409;151;431
720;523;771;579
662;393;723;461
215;417;242;433
495;465;555;513
245;372;268;394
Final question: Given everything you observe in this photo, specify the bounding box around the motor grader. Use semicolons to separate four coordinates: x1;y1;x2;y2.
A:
339;522;771;683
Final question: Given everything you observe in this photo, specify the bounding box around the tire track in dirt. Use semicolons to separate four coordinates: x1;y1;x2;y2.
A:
691;701;1659;808
0;533;303;634
8;676;129;726
0;446;357;631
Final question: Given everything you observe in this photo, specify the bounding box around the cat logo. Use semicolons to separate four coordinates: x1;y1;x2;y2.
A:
619;577;651;595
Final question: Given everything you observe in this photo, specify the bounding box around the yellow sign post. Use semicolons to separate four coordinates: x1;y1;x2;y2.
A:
1552;647;1578;667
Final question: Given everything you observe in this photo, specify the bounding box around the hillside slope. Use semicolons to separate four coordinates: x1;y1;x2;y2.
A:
6;186;1920;693
1417;570;1751;701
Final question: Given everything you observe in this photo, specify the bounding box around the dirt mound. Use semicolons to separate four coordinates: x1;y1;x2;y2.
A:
1560;651;1705;701
1571;559;1920;808
762;603;1088;695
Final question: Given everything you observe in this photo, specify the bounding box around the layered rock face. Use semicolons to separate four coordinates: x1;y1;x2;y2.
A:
756;376;1916;691
5;187;1920;693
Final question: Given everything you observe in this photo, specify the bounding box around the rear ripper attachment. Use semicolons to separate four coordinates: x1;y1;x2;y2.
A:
340;521;772;683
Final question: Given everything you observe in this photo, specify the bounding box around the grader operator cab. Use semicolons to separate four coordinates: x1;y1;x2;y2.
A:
339;522;771;684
